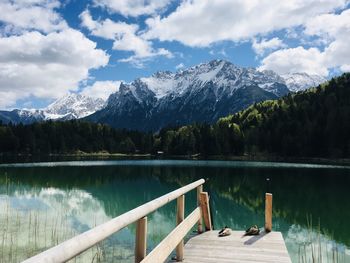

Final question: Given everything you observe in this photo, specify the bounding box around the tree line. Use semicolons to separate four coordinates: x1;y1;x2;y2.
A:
1;73;349;158
0;121;154;154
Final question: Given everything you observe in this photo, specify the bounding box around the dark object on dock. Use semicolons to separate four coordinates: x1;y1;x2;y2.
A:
244;225;260;236
218;226;232;237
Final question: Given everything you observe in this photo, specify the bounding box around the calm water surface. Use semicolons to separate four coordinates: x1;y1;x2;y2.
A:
0;160;350;262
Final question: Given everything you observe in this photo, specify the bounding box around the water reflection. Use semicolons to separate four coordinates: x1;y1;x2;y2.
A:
0;160;350;262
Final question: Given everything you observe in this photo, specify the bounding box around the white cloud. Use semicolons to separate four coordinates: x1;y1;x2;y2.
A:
0;0;67;33
259;47;328;76
145;0;347;47
252;37;286;56
81;81;121;100
304;9;350;40
305;9;350;72
260;9;350;76
93;0;172;17
80;9;172;67
0;29;109;108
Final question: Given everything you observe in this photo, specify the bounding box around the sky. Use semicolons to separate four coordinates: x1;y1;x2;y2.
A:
0;0;349;110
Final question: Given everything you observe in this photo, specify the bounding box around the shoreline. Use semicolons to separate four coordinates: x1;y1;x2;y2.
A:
0;152;350;166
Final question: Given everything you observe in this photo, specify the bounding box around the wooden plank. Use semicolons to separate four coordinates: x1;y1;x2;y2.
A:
199;192;212;231
141;208;201;263
176;195;185;261
265;193;273;232
135;217;147;263
196;185;203;233
173;230;291;263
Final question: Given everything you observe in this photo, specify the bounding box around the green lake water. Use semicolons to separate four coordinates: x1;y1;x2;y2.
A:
0;160;350;262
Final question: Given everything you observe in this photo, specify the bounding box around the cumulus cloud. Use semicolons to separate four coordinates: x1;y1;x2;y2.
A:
252;37;286;56
304;9;350;40
0;0;67;33
81;81;121;100
0;29;109;108
80;9;172;67
305;9;350;72
260;9;350;76
145;0;347;47
93;0;172;17
259;47;328;76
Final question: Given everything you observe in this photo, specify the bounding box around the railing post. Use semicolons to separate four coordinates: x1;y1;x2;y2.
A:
135;216;147;263
197;185;203;233
265;193;273;232
176;195;185;261
199;192;212;231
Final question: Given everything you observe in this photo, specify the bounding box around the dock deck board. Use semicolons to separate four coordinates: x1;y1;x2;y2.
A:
172;230;291;263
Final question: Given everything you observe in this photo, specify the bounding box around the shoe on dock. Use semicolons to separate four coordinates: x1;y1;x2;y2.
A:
244;225;260;236
218;226;232;237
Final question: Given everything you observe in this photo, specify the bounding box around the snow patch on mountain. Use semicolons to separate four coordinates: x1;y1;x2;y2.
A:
131;60;289;103
140;71;176;99
45;93;105;119
281;73;327;92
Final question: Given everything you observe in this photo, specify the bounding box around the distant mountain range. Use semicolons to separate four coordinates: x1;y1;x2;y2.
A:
281;72;327;92
0;60;327;130
0;94;104;125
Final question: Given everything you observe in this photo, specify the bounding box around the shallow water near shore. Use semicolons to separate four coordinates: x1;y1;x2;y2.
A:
0;160;349;262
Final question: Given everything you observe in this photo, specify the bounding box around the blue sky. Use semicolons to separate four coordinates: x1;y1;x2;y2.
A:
0;0;349;109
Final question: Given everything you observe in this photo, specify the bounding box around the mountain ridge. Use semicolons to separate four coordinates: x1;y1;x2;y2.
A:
87;59;324;131
0;60;327;128
0;93;104;125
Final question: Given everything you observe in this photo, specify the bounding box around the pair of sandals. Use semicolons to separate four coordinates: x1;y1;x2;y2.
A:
218;225;260;237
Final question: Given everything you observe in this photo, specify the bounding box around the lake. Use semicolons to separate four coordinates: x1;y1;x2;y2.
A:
0;160;350;262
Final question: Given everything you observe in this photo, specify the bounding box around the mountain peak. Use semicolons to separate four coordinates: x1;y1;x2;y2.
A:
281;72;327;92
45;93;105;119
151;70;174;79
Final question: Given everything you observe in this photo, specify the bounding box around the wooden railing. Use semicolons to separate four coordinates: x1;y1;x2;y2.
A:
23;179;212;263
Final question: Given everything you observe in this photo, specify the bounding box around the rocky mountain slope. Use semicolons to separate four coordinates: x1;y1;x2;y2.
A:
0;94;104;125
0;60;327;129
281;73;327;92
87;60;324;131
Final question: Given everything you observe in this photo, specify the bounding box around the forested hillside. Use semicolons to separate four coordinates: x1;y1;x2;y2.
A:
156;73;350;157
0;73;349;158
228;73;350;157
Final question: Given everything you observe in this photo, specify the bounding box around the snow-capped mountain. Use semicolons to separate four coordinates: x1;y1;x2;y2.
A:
0;109;46;125
0;94;105;124
0;60;327;129
281;73;327;92
87;60;291;131
45;94;105;120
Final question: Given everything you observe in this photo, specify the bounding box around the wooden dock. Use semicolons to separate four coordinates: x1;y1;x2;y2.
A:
22;179;291;263
175;230;291;263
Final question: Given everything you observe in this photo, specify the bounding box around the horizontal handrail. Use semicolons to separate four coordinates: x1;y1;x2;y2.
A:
23;179;205;263
141;207;201;263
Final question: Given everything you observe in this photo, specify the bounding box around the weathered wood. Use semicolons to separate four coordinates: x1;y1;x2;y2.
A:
135;216;147;263
199;192;212;231
141;208;201;263
265;193;273;232
173;230;291;263
176;195;185;261
196;185;203;233
23;179;205;263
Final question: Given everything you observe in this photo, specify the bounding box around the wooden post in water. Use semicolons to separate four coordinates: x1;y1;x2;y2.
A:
135;216;147;263
200;192;212;231
176;195;185;261
265;193;273;232
197;185;203;233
